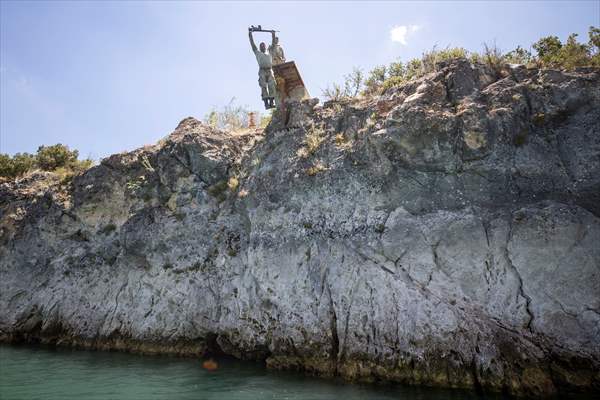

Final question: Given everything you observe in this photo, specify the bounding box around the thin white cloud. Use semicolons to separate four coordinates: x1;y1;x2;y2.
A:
390;25;421;45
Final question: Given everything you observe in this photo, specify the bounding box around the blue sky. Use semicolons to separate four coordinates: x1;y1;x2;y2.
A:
1;1;598;159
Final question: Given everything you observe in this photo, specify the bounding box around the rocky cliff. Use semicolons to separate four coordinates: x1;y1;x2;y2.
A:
1;60;599;397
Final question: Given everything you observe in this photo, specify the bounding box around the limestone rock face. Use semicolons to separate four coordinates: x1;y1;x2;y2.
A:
1;60;599;397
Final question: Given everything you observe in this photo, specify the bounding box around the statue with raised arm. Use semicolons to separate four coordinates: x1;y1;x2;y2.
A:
269;33;286;65
248;28;277;109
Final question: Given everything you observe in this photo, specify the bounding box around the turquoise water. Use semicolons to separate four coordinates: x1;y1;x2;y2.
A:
0;344;505;400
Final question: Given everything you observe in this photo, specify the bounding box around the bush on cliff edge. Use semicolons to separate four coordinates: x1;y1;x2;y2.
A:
0;143;93;181
323;26;600;100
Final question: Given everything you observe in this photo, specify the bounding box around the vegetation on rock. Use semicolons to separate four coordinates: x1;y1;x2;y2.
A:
204;97;269;131
297;123;325;158
323;26;600;100
0;144;92;181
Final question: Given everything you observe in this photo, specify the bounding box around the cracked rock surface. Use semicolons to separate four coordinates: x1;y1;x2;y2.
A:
1;60;599;397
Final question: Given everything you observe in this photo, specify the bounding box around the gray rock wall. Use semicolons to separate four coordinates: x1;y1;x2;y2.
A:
1;60;599;397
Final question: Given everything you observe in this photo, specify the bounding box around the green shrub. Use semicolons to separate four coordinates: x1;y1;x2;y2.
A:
322;67;364;101
533;35;563;65
589;26;600;66
343;67;364;97
404;58;424;81
388;61;405;78
532;28;599;69
0;143;92;181
504;46;533;64
382;48;466;93
0;154;10;178
558;34;592;69
371;47;468;95
422;46;468;73
0;152;36;179
71;159;93;174
363;65;387;95
589;26;600;49
36;144;79;171
325;26;599;101
381;76;407;92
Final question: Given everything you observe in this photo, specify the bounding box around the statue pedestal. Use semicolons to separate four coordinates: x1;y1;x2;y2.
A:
273;61;309;113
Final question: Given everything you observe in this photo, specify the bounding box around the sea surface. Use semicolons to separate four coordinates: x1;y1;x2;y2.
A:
0;343;557;400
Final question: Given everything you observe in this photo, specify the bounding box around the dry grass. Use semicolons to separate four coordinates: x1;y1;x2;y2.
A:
335;133;346;146
227;176;239;191
306;161;327;176
297;124;326;158
334;133;353;150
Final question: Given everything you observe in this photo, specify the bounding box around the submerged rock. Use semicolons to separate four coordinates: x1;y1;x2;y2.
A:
1;60;599;397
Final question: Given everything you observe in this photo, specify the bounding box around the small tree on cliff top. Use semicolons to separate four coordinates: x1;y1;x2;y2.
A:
0;143;92;181
36;144;79;171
